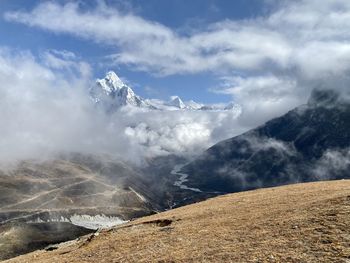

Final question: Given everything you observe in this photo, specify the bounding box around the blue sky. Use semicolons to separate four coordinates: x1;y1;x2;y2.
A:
0;0;267;103
1;0;349;113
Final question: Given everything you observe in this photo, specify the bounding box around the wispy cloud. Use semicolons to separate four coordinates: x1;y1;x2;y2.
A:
5;0;350;124
214;75;300;125
5;0;350;77
311;148;350;179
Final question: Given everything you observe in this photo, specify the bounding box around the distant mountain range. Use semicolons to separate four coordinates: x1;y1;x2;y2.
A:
180;89;350;193
90;71;240;112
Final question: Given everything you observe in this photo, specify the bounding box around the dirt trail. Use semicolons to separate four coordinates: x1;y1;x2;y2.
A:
1;178;91;210
1;172;121;211
5;180;350;263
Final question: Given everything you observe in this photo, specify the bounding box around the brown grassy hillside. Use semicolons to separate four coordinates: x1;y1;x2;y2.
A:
5;180;350;263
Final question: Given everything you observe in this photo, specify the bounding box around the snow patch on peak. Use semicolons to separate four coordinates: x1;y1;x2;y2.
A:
91;71;154;111
96;71;125;95
91;72;242;114
186;100;203;110
105;71;123;84
169;96;186;109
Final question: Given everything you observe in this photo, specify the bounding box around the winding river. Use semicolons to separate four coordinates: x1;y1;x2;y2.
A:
171;164;202;193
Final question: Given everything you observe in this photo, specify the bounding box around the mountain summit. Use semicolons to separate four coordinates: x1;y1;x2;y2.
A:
96;71;125;95
168;96;186;109
90;71;239;112
90;71;152;111
307;88;340;107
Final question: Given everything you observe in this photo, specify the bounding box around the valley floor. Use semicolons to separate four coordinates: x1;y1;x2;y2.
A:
5;180;350;263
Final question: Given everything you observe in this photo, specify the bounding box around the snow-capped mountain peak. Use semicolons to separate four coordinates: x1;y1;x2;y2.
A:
96;71;126;95
91;71;240;113
186;100;203;110
91;71;152;110
169;96;186;109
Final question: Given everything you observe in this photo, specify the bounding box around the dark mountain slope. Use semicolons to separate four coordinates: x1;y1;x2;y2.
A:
181;89;350;193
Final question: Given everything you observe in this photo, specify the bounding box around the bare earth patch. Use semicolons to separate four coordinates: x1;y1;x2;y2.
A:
4;180;350;263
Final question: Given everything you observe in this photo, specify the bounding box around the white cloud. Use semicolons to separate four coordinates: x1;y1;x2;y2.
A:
6;0;350;78
0;47;245;164
215;75;301;125
311;148;350;179
0;1;294;75
41;49;91;78
119;108;244;159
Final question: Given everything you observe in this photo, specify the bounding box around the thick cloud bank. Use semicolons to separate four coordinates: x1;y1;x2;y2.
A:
0;48;244;164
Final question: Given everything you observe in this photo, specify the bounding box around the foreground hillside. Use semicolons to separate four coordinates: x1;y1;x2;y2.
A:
0;157;158;260
5;180;350;263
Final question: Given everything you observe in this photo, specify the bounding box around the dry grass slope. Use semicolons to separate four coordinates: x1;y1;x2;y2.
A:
4;180;350;263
